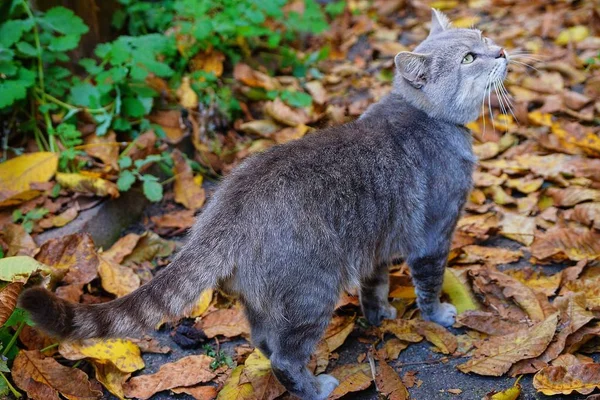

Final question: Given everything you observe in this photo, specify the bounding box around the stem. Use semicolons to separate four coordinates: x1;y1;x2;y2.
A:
21;0;55;152
2;321;25;357
40;343;59;353
71;360;82;369
35;89;113;113
0;371;21;398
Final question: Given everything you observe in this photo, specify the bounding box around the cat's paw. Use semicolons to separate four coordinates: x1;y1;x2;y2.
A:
425;302;457;327
363;303;397;326
315;374;339;400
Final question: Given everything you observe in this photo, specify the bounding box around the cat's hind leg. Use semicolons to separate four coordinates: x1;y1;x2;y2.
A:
267;294;339;399
359;262;396;326
407;248;456;327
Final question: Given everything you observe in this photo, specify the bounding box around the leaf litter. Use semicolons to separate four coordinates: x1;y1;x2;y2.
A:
0;0;599;398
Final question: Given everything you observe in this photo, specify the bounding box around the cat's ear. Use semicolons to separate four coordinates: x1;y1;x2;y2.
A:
429;8;451;37
395;52;429;89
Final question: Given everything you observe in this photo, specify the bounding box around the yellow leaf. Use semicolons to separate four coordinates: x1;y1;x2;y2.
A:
443;268;480;314
186;289;213;318
176;76;199;109
555;26;589;45
239;349;286;399
413;320;458;354
0;152;58;207
93;361;131;400
329;363;373;400
381;319;423;343
534;363;600;395
324;315;355;352
528;111;553;127
430;0;458;10
59;338;145;373
172;149;206;209
217;365;254;400
485;376;522;399
56;172;119;198
98;255;140;297
457;313;558;376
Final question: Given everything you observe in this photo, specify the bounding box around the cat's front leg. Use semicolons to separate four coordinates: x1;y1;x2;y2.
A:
407;249;456;327
359;262;397;326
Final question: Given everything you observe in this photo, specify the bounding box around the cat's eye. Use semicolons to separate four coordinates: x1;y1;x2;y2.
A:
462;53;475;64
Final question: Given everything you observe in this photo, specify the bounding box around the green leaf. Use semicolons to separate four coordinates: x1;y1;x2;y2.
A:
42;7;89;36
142;179;163;202
25;208;49;220
0;19;33;47
0;62;17;76
3;308;34;328
15;41;37;57
118;156;132;169
0;67;35;109
280;90;312;108
113;117;131;131
193;20;213;40
55;123;83;147
122;96;146;118
48;34;80;52
0;256;49;283
117;170;136;191
70;82;100;107
79;58;103;75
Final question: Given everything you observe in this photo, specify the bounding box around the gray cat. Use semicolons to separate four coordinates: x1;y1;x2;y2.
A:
20;9;508;400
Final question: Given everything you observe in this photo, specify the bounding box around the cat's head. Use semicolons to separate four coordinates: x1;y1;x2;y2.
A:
393;9;508;125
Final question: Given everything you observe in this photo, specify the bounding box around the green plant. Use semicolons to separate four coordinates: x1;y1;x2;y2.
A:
12;207;48;232
202;344;234;370
117;152;175;202
0;307;34;398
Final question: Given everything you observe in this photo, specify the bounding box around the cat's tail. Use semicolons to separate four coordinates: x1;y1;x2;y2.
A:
19;248;222;340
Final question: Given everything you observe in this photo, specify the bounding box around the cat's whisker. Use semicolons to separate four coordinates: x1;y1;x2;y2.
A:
488;85;496;132
498;82;519;127
509;54;545;63
509;60;540;72
493;82;508;125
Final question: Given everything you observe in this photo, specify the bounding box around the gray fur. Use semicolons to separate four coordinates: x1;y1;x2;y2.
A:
20;10;508;400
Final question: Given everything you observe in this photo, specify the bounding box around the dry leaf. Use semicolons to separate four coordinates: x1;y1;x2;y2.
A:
456;311;521;336
375;359;408;400
239;349;286;400
12;350;102;400
0;152;58;207
0;282;23;326
324;315;355;352
0;223;37;256
177;76;198;109
456;245;522;265
172;149;206;210
196;307;250;338
442;267;480;313
413;320;458;354
264;98;308;127
98;255;140;297
329;363;373;399
534;363;600;395
234;63;279;90
56;172;119;198
483;377;522;399
59;338;145;373
93;361;131;400
84;131;119;170
172;385;218;400
531;227;600;261
457;313;558;376
381;319;423;343
123;355;216;399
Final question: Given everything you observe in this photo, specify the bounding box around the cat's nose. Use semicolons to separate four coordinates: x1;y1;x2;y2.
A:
495;48;506;59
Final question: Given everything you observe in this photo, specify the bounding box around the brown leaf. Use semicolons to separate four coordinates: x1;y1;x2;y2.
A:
381;319;423;343
123;355;216;399
151;209;196;231
0;223;36;256
456;245;522;265
149;111;186;144
531;227;600;262
196;307;250;338
380;338;409;360
547;187;600;207
457;313;558;376
38;206;79;230
130;336;171;354
264;98;309;127
329;363;373;400
413;320;458;354
375;360;408;400
0;282;23;326
12;350;102;400
84;131;119;170
36;233;99;285
101;233;140;264
239;349;286;400
121;231;176;266
504;268;562;297
93;361;131;400
571;202;600;229
171;386;217;400
172;149;206;210
499;212;536;246
534;363;600;396
456;311;522;336
234;63;279;90
305;81;328;105
323;315;355;353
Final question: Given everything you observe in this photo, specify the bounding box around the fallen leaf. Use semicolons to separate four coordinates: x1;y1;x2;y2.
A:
151;209;196;231
121;231;175;266
456;311;521;336
101;233;140;264
59;338;145;373
457;245;522;265
483;376;522;399
0;223;37;256
442;267;480;313
0;256;49;283
504;268;562;297
329;363;373;399
324;315;355;352
547;187;600;207
93;361;131;400
239;349;286;400
196;307;250;338
555;25;590;45
305;81;327;104
381;319;423;343
35;233;99;285
172;385;217;400
149;111;186;144
457;313;558;376
375;359;408;400
12;350;102;400
0;282;23;326
0;152;58;207
217;365;253;400
531;227;600;261
98;255;140;297
414;320;458;354
186;289;213;318
123;355;216;399
240;119;281;137
234;63;279;90
499;212;536;246
172;149;206;210
264;98;308;127
84;131;119;170
177;76;198;109
37;206;79;229
571;202;600;229
190;49;225;77
534;363;600;395
56;172;119;198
